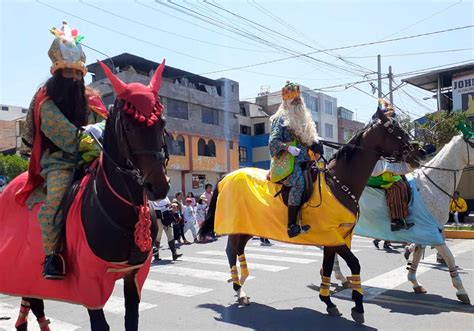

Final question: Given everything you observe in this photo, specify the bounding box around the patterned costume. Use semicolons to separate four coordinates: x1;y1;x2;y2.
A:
15;22;107;279
268;82;321;238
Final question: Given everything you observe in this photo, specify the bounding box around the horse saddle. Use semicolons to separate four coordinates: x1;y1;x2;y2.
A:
273;161;319;207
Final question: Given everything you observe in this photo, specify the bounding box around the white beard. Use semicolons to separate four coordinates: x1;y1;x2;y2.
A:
270;100;318;146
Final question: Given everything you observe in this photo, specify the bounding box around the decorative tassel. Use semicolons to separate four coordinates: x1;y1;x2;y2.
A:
134;203;152;252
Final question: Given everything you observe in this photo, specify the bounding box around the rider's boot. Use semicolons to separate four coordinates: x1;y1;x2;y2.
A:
42;253;65;280
153;241;161;261
287;206;310;238
169;240;182;261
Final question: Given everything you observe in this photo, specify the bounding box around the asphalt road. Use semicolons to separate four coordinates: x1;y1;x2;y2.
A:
1;236;473;330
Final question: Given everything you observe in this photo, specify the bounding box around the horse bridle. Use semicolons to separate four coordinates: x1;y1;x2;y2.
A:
379;118;418;164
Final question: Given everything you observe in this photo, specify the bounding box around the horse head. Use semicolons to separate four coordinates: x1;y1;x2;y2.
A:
372;107;426;169
99;60;170;200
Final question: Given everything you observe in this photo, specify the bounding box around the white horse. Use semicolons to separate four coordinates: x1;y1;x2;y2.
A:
332;135;474;303
407;135;473;304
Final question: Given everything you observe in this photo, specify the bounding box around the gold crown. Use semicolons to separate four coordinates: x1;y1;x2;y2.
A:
48;21;87;75
282;81;301;101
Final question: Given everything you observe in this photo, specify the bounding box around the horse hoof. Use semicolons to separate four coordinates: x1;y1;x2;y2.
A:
238;296;251;306
413;286;427;294
327;306;342;317
351;308;365;324
457;294;471;305
342;281;350;289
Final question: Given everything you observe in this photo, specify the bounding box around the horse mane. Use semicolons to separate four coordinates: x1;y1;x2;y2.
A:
330;122;371;164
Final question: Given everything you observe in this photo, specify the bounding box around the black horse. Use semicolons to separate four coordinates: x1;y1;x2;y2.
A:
199;108;426;324
4;61;170;331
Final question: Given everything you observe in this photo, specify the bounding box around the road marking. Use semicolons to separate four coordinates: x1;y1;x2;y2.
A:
179;256;288;272
245;246;323;256
150;265;255;282
103;296;156;314
197;250;317;264
122;279;213;297
0;302;81;330
335;241;474;300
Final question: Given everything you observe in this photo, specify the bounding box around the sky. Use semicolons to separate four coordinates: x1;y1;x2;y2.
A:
1;0;473;123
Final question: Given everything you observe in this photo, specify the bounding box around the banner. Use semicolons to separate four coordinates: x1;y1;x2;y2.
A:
452;71;474;115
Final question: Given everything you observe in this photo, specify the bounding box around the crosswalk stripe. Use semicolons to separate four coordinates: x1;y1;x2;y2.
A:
250;242;320;250
179;256;288;272
150;265;255;282
245;246;323;256
334;241;474;300
0;302;81;330
197;250;317;264
119;279;213;297
103;296;156;314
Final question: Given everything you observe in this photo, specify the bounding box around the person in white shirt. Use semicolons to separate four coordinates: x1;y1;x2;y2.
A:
182;198;199;243
150;197;182;261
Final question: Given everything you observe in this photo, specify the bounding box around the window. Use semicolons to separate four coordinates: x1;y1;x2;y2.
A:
167;99;188;120
325;123;333;138
231;84;235;93
202;107;219;125
324;100;333;115
340;109;353;120
197;138;206;156
302;93;318;113
240;125;251;135
239;146;248;162
314;121;319;132
254;123;265;135
229;141;234;149
165;135;186;156
240;105;247;116
1;106;8;111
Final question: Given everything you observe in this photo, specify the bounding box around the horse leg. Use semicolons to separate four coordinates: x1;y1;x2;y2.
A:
226;235;247;305
333;255;349;288
436;244;470;304
87;309;109;331
236;235;253;305
15;298;31;331
124;271;140;330
336;245;364;324
407;244;427;294
27;298;50;331
319;246;341;317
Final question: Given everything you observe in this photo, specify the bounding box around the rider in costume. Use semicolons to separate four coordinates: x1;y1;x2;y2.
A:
269;82;322;238
16;22;107;280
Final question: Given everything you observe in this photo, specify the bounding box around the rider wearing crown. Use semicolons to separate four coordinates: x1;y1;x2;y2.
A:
16;22;107;280
269;82;322;238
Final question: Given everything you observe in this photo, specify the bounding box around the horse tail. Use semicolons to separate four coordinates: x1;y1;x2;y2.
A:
198;181;220;240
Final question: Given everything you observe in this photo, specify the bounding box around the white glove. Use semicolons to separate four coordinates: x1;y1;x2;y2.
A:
287;145;301;156
83;124;103;139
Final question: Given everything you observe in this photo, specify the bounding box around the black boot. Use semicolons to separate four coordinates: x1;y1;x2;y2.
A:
153;241;161;262
287;206;310;238
42;253;66;280
169;240;182;261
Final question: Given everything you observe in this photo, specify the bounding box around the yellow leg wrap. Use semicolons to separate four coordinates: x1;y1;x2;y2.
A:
238;254;249;285
347;274;363;295
228;265;241;286
320;275;331;296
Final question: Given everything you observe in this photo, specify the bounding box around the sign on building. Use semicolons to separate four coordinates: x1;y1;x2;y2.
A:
452;71;474;115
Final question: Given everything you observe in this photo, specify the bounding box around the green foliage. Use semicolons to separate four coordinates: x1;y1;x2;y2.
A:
418;111;466;149
0;153;29;182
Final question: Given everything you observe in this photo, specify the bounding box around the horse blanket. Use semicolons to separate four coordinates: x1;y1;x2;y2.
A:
355;174;444;245
215;168;356;247
0;172;151;309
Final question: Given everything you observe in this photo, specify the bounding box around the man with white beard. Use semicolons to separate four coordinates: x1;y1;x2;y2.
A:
269;82;323;238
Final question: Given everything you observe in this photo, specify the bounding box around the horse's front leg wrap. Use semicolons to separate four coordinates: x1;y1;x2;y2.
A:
407;245;426;293
228;265;241;286
319;275;331;297
15;300;31;329
347;274;363;296
37;317;51;331
238;254;249;285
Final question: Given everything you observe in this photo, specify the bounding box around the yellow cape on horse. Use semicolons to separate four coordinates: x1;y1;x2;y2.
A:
214;167;356;247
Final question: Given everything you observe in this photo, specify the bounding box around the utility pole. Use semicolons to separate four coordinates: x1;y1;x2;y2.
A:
377;55;382;102
388;65;394;105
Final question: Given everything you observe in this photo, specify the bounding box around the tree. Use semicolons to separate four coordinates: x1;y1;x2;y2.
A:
0;153;28;182
418;111;466;149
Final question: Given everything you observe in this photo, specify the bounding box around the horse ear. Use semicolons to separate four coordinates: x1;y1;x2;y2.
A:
374;107;389;123
98;61;127;97
149;59;166;94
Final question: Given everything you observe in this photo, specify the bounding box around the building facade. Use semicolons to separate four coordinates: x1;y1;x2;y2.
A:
337;106;365;143
87;53;240;197
237;101;270;169
0;104;27;154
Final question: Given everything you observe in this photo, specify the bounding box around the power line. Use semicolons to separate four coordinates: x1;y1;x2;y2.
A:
344;48;474;58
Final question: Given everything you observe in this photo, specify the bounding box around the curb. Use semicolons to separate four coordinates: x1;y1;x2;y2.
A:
444;230;474;239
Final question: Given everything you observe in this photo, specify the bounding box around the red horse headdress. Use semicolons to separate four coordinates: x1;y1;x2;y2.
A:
98;59;166;126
